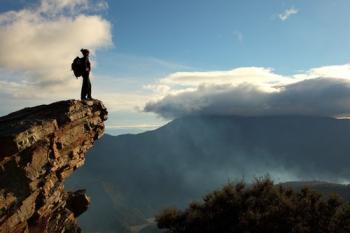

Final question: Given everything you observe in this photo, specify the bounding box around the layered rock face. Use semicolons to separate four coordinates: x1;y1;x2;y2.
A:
0;100;108;233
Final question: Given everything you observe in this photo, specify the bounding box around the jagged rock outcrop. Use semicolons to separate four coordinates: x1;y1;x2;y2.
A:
0;99;108;233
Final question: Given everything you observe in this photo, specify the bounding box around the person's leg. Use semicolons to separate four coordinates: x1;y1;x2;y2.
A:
81;76;87;100
87;75;92;99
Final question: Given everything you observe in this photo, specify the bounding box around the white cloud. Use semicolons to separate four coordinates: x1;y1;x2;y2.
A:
158;67;292;89
278;7;299;21
144;65;350;119
108;124;164;129
0;0;112;100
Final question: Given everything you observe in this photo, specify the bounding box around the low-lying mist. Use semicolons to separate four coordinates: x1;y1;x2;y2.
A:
67;115;350;232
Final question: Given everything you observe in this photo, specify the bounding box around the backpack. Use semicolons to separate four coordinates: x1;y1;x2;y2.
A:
71;57;84;78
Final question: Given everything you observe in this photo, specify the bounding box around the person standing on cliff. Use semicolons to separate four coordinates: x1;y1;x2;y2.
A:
80;48;92;100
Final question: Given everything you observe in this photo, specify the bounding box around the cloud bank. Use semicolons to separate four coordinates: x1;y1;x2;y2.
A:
0;0;112;101
144;65;350;119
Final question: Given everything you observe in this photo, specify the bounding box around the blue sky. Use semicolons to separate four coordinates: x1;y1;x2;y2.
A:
1;0;350;135
99;0;350;72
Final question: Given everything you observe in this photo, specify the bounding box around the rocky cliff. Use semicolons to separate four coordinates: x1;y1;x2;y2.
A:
0;99;108;233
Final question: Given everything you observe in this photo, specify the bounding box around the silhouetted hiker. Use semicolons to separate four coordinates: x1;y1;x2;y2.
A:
80;48;92;100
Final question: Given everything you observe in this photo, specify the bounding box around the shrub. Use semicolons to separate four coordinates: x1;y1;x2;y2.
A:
156;178;350;233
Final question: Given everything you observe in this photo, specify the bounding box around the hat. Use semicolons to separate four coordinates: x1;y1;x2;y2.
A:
80;48;90;54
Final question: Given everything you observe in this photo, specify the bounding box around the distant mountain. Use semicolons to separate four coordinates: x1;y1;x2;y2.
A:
66;115;350;233
281;181;350;199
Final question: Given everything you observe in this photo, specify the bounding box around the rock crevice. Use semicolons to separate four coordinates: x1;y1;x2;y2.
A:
0;99;108;233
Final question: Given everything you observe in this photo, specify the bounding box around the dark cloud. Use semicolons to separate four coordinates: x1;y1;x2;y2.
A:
145;78;350;118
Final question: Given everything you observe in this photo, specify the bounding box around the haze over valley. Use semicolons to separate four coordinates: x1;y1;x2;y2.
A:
67;115;350;232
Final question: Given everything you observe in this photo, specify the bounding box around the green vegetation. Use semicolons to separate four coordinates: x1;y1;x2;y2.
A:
156;178;350;233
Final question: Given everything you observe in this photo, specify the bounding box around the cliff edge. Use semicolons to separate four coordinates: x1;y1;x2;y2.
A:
0;99;108;233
